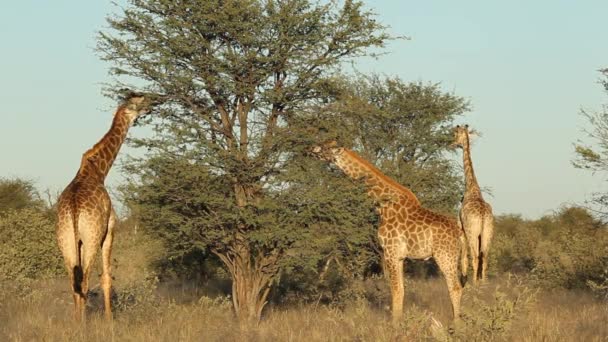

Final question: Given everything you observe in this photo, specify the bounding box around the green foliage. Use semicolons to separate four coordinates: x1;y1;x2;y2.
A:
491;207;608;289
112;271;161;317
0;178;61;285
327;74;470;213
574;68;608;216
0;177;45;214
0;208;63;282
587;261;608;300
452;276;537;341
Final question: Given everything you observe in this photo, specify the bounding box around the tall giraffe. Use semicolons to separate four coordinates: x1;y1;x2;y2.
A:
452;125;494;284
56;94;150;321
311;142;468;321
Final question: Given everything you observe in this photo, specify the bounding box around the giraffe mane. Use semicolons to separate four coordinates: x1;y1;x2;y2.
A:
343;149;420;205
81;105;129;165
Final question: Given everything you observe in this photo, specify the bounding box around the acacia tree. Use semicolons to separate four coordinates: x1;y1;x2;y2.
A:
574;68;608;218
99;0;390;322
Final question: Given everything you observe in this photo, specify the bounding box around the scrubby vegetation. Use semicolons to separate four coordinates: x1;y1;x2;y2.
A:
1;177;606;341
0;178;63;289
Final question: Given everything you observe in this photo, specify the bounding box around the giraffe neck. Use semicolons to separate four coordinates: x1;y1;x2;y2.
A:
79;105;133;179
334;149;420;205
462;134;482;201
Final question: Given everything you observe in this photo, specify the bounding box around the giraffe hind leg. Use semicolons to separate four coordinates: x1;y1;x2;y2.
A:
78;224;104;321
100;209;116;321
480;216;494;283
467;237;480;286
476;235;483;281
57;222;85;321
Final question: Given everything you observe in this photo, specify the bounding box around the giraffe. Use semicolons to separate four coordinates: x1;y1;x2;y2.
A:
452;124;494;284
56;94;150;321
311;142;468;322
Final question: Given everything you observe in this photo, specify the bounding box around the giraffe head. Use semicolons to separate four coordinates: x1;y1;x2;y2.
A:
451;125;469;149
117;91;154;123
451;124;480;149
310;140;345;161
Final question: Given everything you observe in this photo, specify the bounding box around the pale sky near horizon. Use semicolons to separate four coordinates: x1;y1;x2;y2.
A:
1;1;607;218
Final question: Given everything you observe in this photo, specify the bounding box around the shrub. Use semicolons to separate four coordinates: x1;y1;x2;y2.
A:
0;178;45;214
452;275;537;341
490;207;608;290
0;208;63;282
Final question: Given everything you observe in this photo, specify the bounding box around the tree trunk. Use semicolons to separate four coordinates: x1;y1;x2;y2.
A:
232;258;273;323
213;237;278;324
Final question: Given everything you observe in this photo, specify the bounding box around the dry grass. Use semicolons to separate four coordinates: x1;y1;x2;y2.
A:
1;276;606;342
2;225;606;341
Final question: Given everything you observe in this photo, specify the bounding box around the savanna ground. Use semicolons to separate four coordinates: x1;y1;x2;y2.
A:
2;215;606;342
2;276;606;341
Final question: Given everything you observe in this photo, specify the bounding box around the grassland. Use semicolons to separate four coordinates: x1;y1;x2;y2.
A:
1;274;606;341
1;209;606;341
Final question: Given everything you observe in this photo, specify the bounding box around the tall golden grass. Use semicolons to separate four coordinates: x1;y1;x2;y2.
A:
2;217;606;341
1;275;606;342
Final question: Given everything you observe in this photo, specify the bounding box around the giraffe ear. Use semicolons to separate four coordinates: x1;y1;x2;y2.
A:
468;129;482;139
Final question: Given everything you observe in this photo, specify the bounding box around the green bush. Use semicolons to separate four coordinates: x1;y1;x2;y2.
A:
452;275;537;341
490;207;608;290
0;208;63;281
0;178;45;214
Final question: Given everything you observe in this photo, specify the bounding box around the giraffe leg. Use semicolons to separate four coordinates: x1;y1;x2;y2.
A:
80;239;101;321
435;253;463;321
101;209;116;321
384;254;405;322
78;268;90;322
468;237;480;285
480;216;494;283
57;219;84;322
73;293;81;321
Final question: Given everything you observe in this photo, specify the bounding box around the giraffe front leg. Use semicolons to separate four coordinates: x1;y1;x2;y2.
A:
435;253;463;321
101;209;116;321
384;254;405;323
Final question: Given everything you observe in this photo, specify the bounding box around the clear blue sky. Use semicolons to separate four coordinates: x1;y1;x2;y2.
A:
1;1;606;218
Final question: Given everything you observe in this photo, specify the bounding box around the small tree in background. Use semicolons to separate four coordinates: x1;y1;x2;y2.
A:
0;178;62;285
0;177;45;214
574;68;608;218
99;0;391;322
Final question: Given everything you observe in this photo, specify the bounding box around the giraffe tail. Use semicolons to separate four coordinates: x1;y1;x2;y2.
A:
71;202;84;297
477;214;487;282
459;233;468;288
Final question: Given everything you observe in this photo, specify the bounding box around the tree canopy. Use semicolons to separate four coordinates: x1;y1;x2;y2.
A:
574;68;608;218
